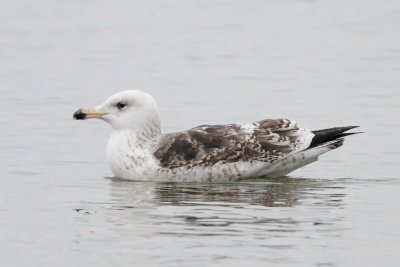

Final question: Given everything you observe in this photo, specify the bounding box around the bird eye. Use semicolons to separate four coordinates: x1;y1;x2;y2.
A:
116;102;127;110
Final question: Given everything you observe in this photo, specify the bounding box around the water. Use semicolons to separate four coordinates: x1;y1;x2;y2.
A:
1;0;400;266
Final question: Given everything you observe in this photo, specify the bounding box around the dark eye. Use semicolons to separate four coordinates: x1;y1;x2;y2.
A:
116;102;127;110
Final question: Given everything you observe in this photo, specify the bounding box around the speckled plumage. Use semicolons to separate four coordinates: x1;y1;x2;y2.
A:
73;90;359;181
154;119;311;169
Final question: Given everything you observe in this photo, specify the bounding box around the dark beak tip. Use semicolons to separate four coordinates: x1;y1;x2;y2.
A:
73;108;86;120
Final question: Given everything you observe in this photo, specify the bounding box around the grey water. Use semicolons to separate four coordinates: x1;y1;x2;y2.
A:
1;0;400;266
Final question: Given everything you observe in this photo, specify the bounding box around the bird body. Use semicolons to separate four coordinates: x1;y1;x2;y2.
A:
73;90;358;182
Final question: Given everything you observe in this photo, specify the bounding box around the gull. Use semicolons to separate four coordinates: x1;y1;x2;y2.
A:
73;90;359;181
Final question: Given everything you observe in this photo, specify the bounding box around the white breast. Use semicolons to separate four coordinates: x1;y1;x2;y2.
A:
106;130;158;180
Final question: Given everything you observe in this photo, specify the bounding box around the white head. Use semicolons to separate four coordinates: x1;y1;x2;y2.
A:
73;90;161;134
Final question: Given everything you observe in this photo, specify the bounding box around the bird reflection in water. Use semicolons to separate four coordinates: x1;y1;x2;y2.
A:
108;177;346;208
73;177;348;243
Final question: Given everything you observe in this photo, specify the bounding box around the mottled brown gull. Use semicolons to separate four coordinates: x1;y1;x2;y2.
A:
73;90;359;181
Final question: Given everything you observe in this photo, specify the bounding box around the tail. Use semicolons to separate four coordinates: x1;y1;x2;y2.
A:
261;126;361;178
309;126;361;148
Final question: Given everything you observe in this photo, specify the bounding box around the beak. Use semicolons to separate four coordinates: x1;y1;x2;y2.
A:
73;107;107;120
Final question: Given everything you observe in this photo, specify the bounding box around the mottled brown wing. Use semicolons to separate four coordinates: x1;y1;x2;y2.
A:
153;119;312;169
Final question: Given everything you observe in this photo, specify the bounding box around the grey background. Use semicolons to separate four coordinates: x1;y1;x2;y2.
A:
1;0;399;266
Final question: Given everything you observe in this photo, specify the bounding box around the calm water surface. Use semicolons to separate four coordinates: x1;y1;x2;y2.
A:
1;0;400;266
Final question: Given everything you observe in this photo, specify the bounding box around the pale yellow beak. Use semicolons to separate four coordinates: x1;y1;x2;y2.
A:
73;107;107;120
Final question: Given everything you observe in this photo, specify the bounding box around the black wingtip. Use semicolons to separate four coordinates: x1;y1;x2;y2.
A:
312;126;359;134
334;131;363;138
310;126;361;148
342;126;360;131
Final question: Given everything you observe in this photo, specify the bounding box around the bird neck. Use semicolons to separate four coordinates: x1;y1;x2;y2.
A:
111;123;161;148
112;111;161;142
134;123;162;146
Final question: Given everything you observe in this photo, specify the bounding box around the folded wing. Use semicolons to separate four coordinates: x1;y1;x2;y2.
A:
153;119;314;169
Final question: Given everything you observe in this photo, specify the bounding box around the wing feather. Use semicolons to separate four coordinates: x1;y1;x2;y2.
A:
153;119;313;169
